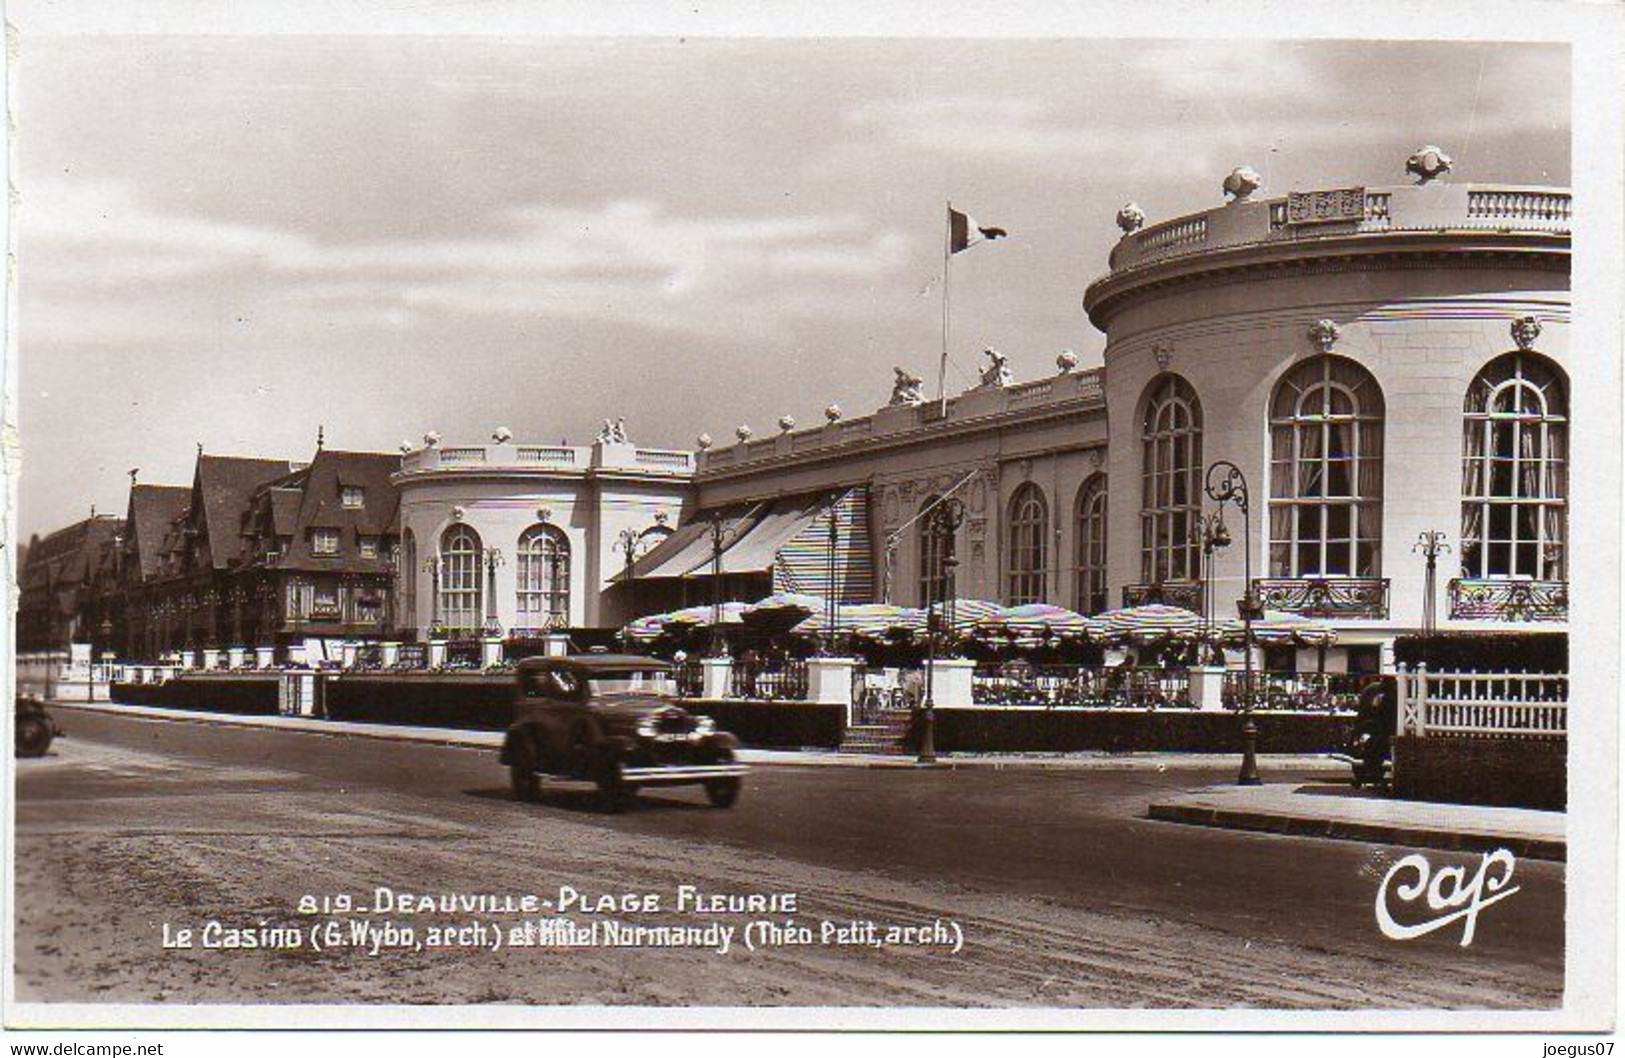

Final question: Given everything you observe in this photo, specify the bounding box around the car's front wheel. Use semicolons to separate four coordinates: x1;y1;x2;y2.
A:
595;758;634;813
704;777;741;809
509;762;541;803
16;715;54;758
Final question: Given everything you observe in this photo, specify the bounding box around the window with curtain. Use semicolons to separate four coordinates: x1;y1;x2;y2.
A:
438;524;483;634
1267;356;1385;577
917;497;956;606
1074;475;1108;614
1006;483;1049;605
1140;375;1203;584
1460;352;1568;580
517;524;571;627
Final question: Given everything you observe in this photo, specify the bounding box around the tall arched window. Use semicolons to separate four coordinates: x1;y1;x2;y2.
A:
1268;356;1385;577
1461;352;1568;580
400;528;417;630
1140;375;1203;584
517;524;571;628
1074;475;1108;614
438;525;483;635
917;497;955;606
1006;483;1049;605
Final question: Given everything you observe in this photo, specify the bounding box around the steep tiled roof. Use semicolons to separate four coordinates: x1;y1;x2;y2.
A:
250;450;402;574
193;455;296;570
20;515;124;594
125;484;191;581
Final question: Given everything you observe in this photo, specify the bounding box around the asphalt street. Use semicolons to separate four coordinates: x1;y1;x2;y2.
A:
12;708;1564;1009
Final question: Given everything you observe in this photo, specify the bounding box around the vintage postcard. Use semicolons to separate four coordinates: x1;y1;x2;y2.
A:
2;0;1619;1045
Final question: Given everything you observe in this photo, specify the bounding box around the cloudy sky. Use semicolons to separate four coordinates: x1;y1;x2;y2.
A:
10;25;1568;539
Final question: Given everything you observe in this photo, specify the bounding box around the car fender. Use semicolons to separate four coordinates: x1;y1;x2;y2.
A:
500;725;539;768
708;731;741;754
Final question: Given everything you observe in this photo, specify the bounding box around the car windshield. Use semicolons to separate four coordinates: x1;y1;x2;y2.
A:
588;670;674;697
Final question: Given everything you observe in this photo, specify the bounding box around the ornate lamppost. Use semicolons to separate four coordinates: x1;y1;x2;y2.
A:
1205;461;1262;786
482;547;504;637
616;525;657;645
1188;511;1231;664
1414;530;1450;665
918;497;966;765
706;514;739;658
423;555;444;638
823;495;842;657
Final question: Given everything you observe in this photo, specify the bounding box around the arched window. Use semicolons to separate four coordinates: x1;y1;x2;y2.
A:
400;528;417;629
1074;475;1108;614
1461;352;1568;580
1140;375;1203;584
438;524;483;635
517;524;571;628
1268;356;1385;577
917;497;956;606
1006;483;1049;605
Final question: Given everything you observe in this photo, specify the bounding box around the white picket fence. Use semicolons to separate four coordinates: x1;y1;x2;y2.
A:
1398;667;1568;738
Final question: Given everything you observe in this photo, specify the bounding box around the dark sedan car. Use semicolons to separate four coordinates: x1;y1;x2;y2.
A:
500;654;747;809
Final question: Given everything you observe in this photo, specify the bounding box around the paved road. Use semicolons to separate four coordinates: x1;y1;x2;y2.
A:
13;708;1563;1010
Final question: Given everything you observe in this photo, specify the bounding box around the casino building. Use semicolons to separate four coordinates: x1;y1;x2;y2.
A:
393;150;1570;672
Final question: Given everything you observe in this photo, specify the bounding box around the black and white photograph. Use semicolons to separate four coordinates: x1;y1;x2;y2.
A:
3;0;1620;1044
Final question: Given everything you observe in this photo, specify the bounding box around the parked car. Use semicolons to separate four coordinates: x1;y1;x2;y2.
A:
500;655;748;809
15;697;62;758
1332;677;1396;790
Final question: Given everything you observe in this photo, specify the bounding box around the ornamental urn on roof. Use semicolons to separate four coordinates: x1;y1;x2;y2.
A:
1222;166;1262;202
735;423;753;442
492;426;513;443
824;403;843;422
1056;349;1079;373
696;432;713;450
1116;202;1146;234
778;415;796;433
1406;145;1453;184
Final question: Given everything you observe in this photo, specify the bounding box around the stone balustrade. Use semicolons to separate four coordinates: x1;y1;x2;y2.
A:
399;441;694;477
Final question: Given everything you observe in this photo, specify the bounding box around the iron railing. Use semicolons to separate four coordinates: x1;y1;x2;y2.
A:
1221;671;1374;712
1448;579;1568;622
727;659;809;701
1252;577;1389;619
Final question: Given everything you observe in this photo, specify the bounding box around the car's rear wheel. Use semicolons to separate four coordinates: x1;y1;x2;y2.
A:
16;715;54;758
509;762;541;803
595;758;633;813
704;777;741;809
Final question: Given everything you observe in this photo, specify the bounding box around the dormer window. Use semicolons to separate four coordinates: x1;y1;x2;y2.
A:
341;486;365;509
312;528;340;556
359;537;378;559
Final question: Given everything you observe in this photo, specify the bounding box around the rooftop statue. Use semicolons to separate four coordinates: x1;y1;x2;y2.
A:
979;347;1012;388
890;367;925;406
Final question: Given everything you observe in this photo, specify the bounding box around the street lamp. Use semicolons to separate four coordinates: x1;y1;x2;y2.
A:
823;495;842;657
706;514;739;658
616;527;644;647
1414;530;1451;664
423;555;444;638
1188;511;1231;664
918;497;966;765
1204;460;1262;786
482;547;504;637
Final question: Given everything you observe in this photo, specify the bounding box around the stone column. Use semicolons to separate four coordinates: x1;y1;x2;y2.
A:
699;657;733;700
1188;665;1229;712
286;644;308;668
255;646;276;669
227;646;247;669
340;641;360;669
542;633;572;658
481;636;504;669
427;639;448;668
202;648;221;670
922;658;976;708
379;642;400;667
805;657;858;705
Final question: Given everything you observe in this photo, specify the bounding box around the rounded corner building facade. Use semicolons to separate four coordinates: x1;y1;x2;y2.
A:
1083;170;1570;667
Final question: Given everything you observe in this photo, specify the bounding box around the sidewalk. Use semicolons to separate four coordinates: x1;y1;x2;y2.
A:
1148;782;1566;861
45;700;1347;772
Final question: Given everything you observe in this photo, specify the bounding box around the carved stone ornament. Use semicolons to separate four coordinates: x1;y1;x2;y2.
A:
1222;166;1262;202
1056;349;1079;373
450;506;465;522
1406;145;1453;184
825;403;843;422
1089;447;1106;469
1116;202;1145;234
970;479;986;513
735;423;753;442
654;509;670;525
1511;315;1543;351
696;432;713;450
967;517;987;538
492;425;513;444
883;490;901;525
1308;319;1341;352
1019;459;1034;481
889;366;925;406
422;430;442;447
979;347;1013;389
899;480;918;502
536;506;552;523
1152;341;1175;370
399;439;414;453
778;415;796;433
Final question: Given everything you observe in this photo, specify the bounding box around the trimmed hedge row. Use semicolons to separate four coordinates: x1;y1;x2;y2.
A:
930;707;1355;754
110;677;280;715
1393;734;1565;811
682;700;845;750
1392;632;1566;673
324;675;512;730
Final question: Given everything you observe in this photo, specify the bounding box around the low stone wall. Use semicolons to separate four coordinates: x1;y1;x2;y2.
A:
1392;735;1566;811
932;707;1355;754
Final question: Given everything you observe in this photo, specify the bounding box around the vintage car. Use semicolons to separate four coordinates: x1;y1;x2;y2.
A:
500;654;747;809
15;696;62;758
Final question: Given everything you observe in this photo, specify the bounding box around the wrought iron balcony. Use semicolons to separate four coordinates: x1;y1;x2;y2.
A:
1448;579;1568;622
1121;581;1203;612
1251;577;1390;620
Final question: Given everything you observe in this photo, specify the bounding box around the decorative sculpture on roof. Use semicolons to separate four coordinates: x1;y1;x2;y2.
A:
422;430;441;447
1511;315;1543;351
979;347;1012;388
1308;319;1341;352
492;426;513;444
1406;145;1452;184
1116;202;1146;233
889;367;925;406
696;432;713;450
735;423;754;442
778;415;797;433
595;418;630;445
825;403;843;423
1222;166;1262;202
1056;349;1079;373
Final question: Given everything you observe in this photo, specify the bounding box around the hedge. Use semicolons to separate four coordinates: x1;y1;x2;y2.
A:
323;674;512;729
1392;632;1567;673
110;676;280;715
929;707;1355;754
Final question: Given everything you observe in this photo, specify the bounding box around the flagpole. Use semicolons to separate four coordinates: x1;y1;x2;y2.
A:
940;201;952;415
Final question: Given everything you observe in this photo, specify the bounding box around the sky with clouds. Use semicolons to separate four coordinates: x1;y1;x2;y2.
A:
10;30;1568;538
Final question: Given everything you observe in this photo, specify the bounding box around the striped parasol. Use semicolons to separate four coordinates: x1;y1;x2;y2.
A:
1094;603;1206;643
741;593;825;623
622;614;671;642
1214;610;1338;646
791;603;923;640
660;602;750;628
976;603;1104;642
